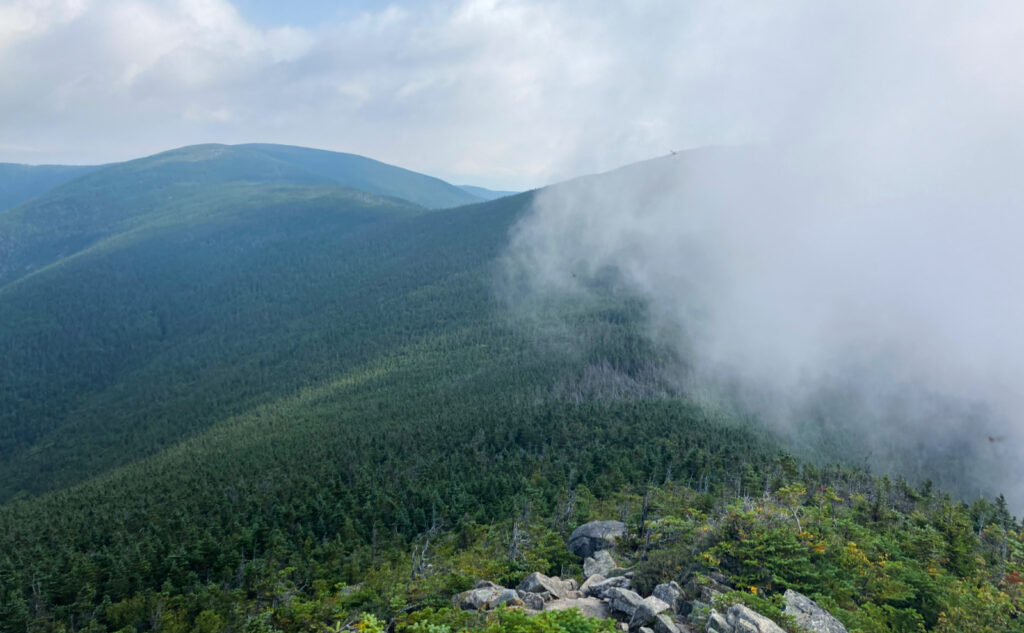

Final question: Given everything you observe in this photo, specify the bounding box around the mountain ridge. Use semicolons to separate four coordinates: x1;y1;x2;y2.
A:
0;162;100;212
0;145;1020;633
0;142;489;217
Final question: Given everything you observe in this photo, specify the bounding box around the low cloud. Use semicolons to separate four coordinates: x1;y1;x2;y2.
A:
505;1;1024;507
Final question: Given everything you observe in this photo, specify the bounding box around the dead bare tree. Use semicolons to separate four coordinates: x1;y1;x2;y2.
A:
508;502;531;562
411;508;442;580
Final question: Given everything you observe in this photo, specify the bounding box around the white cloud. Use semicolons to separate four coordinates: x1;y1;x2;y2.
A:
503;1;1024;505
2;1;1023;189
0;0;747;187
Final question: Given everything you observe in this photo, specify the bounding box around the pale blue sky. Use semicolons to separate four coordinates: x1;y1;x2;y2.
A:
233;0;372;28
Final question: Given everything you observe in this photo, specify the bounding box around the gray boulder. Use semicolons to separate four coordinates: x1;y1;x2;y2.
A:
607;587;645;617
706;604;785;633
584;549;619;577
782;590;848;633
584;575;631;599
686;601;709;623
706;611;730;633
517;572;571;599
455;584;521;610
544;597;611;619
518;591;546;610
580;574;606;595
569;520;627;558
684;575;731;604
628;596;671;631
652;613;681;633
652;582;684;614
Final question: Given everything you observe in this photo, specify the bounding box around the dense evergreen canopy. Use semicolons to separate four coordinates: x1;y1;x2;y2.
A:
0;146;1020;632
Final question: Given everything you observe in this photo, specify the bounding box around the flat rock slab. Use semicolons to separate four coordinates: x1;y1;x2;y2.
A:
585;575;631;599
544;597;611;620
782;590;848;633
707;604;785;633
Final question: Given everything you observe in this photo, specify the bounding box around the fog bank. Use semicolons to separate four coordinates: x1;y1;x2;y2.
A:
504;2;1024;507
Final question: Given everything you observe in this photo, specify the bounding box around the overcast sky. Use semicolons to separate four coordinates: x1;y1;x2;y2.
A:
0;0;898;190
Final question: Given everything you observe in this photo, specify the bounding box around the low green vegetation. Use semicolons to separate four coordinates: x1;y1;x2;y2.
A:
5;424;1021;632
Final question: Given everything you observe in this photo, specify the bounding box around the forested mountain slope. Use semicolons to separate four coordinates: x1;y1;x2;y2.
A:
458;185;518;201
0;143;477;499
0;143;487;290
0;144;479;220
0;147;1021;633
0;163;98;212
239;144;482;208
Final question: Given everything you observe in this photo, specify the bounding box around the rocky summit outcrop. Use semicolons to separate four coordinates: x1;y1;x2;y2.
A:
453;518;847;633
568;520;627;558
706;604;785;633
782;590;848;633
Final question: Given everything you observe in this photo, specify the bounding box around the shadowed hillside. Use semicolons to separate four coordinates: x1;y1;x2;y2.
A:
0;163;98;212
